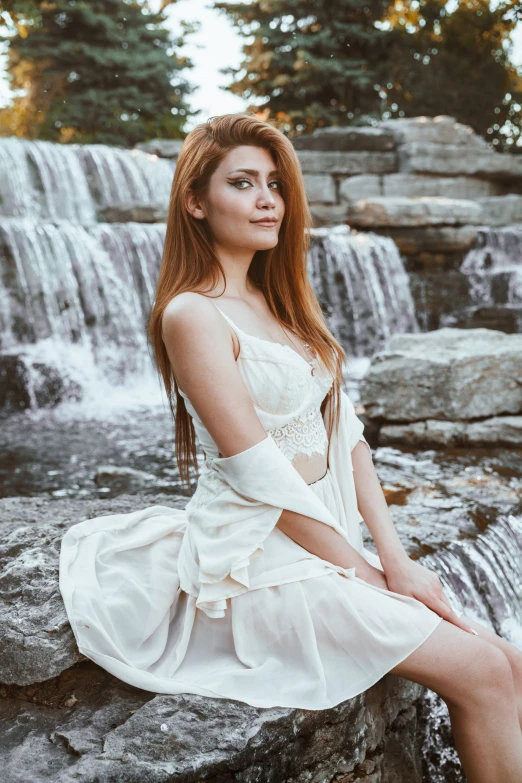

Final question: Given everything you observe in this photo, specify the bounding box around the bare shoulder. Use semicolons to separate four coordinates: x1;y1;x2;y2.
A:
162;292;222;339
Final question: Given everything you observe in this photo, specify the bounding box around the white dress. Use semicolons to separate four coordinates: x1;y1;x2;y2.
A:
59;304;458;710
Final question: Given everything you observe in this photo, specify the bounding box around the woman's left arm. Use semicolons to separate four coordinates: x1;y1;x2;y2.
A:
351;439;476;634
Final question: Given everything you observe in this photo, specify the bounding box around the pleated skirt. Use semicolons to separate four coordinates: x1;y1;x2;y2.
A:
60;467;454;710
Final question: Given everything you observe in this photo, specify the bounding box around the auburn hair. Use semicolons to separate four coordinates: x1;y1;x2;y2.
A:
148;112;346;492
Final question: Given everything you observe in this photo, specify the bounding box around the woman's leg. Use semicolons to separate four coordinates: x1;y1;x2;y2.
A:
388;617;522;783
458;613;522;729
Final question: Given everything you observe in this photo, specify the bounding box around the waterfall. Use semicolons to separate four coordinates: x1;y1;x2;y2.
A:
0;138;419;412
418;511;522;781
0;217;166;400
460;225;522;306
308;225;420;357
0;137;173;223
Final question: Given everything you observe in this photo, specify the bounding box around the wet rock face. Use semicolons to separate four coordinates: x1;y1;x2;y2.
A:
361;327;522;423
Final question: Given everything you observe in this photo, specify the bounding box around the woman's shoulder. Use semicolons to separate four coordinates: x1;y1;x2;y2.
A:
162;292;221;334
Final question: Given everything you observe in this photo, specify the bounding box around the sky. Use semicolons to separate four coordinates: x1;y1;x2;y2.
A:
0;0;521;128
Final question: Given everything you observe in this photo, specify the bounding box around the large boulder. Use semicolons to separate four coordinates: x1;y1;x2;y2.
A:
360;327;522;422
0;667;425;783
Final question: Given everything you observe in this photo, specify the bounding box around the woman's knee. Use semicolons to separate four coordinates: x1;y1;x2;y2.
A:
445;642;515;710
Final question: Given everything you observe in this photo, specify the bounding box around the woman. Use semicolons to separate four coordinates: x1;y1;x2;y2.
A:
60;113;522;782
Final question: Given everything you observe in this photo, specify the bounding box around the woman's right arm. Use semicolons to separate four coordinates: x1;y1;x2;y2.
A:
162;293;379;581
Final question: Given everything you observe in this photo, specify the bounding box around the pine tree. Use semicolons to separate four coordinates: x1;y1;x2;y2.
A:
0;0;198;145
213;0;390;134
378;0;522;150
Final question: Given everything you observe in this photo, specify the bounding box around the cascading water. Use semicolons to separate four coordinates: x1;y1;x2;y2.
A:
0;138;173;410
460;225;522;306
308;225;420;358
418;511;522;781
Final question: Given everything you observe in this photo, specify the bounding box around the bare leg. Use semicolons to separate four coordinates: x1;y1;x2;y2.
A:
388;618;522;782
457;613;522;730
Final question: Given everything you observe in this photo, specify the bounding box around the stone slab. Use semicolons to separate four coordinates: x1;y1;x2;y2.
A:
379;415;522;448
381;173;503;199
381;115;488;147
377;226;478;254
296;150;397;176
303;173;337;203
292;126;396;151
398;142;522;181
345;197;483;228
360;327;522;422
134;139;184;158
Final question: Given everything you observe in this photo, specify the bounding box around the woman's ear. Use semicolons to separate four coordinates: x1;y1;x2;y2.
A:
185;189;206;221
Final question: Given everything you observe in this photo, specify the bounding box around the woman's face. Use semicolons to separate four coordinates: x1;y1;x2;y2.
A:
189;145;285;252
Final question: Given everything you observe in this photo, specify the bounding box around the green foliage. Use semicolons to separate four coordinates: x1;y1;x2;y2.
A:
0;0;199;145
213;0;390;134
214;0;522;148
379;0;522;151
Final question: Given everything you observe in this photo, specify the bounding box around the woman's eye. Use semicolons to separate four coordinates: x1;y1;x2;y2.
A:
230;179;281;190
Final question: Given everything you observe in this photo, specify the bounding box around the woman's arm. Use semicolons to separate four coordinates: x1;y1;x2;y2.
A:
351;436;476;633
162;292;367;575
350;439;409;570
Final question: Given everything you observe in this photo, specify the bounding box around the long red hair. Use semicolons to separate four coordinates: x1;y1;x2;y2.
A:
148;112;346;492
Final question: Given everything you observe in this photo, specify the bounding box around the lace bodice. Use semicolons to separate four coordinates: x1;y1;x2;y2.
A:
178;304;335;491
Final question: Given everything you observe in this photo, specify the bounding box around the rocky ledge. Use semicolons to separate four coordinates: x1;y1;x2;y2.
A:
360;326;522;448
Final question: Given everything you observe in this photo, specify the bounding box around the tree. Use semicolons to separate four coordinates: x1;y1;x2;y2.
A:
213;0;390;134
377;0;522;150
0;0;198;145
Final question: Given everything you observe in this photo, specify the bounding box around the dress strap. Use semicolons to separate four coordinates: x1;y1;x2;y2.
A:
212;303;246;340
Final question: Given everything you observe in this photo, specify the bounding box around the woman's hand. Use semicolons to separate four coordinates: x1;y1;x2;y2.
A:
355;562;390;590
383;556;477;635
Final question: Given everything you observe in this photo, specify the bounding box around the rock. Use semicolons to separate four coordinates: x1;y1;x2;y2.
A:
398;142;522;181
0;524;85;686
134;139;184;158
477;195;522;226
0;354;82;416
381;173;503;199
0;664;426;782
339;174;382;201
377;226;478;254
408;272;472;331
310;202;350;226
0;493;187;685
381;115;487;147
296;150;397;176
453;305;522;334
292;126;396;151
302;173;336;203
360;327;522;422
345;197;483;228
379;415;522;448
98;204;168;223
94;465;157;493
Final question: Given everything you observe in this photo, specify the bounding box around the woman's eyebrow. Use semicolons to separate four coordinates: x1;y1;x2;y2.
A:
228;168;280;176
